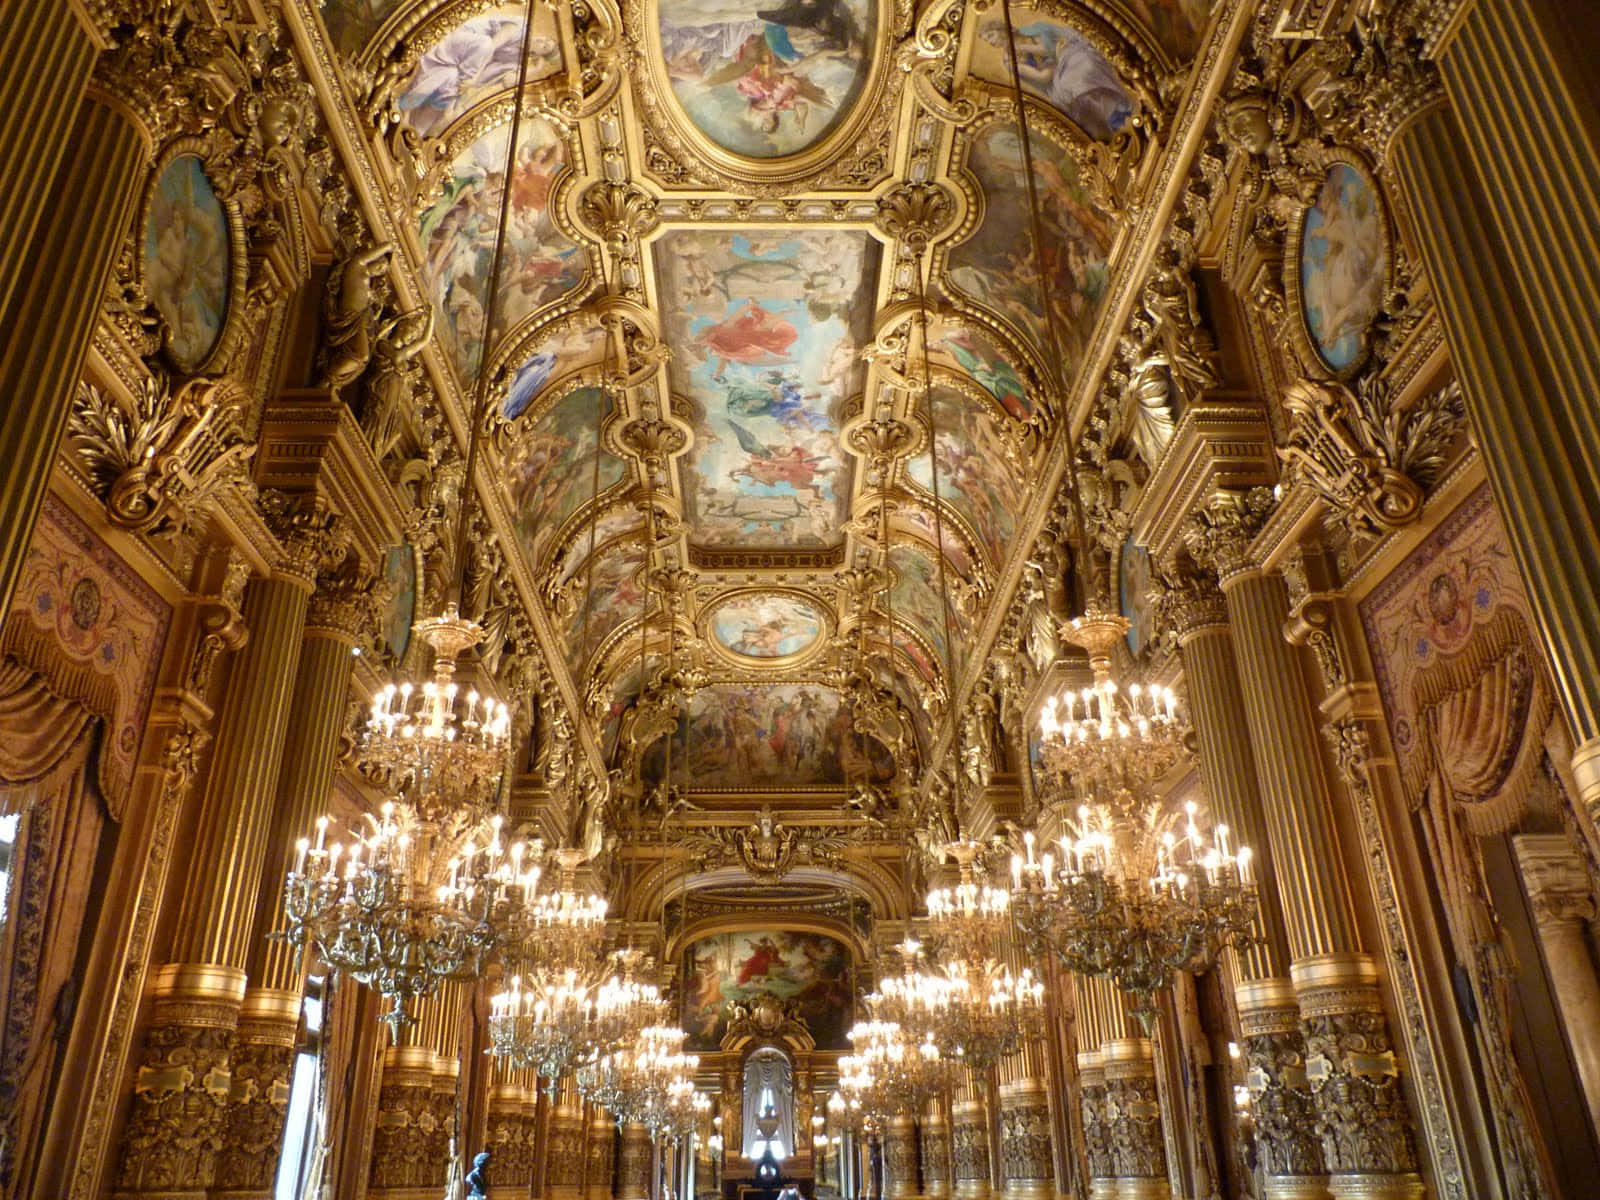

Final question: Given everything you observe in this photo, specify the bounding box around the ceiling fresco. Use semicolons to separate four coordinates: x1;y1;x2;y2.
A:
303;0;1224;793
655;228;876;550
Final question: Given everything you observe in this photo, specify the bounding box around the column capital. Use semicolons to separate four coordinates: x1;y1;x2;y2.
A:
1183;487;1275;584
1513;834;1597;926
261;491;348;588
1161;568;1229;643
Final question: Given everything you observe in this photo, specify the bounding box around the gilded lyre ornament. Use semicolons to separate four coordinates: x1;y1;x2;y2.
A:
1279;374;1464;539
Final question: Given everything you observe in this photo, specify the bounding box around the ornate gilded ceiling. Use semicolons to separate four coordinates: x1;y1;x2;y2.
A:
307;0;1222;795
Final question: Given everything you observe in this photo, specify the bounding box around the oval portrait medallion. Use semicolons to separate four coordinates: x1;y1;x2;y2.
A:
143;154;232;372
656;0;876;159
1298;161;1388;374
708;591;827;663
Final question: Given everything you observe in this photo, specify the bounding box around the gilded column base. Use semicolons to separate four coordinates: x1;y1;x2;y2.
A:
112;963;248;1199
1328;1174;1425;1200
429;1057;459;1175
617;1120;653;1200
884;1113;920;1200
998;1078;1053;1200
1261;1178;1333;1200
212;988;301;1199
1291;957;1420;1181
1114;1180;1170;1200
951;1096;991;1200
488;1083;535;1189
1236;978;1328;1188
922;1106;951;1200
368;1046;444;1194
545;1102;587;1200
1078;1052;1113;1189
1101;1041;1166;1191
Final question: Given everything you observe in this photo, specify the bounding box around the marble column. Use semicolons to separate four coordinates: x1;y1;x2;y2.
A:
920;1103;951;1200
1382;8;1600;840
216;574;367;1197
1513;834;1600;1137
883;1114;920;1200
113;566;316;1198
1169;573;1324;1197
1100;1039;1168;1200
950;1079;991;1200
1188;499;1421;1200
0;85;150;622
547;1079;587;1200
0;3;97;317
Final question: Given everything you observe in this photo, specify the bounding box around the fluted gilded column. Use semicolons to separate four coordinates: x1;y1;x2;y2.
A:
921;1103;951;1200
950;1076;991;1200
1512;835;1600;1136
0;4;96;317
0;85;150;623
1382;5;1600;840
1168;573;1324;1196
114;564;316;1198
996;1074;1051;1200
547;1078;587;1200
1188;496;1420;1200
1075;977;1118;1200
617;1121;651;1200
1101;1039;1168;1200
883;1114;920;1200
216;573;368;1196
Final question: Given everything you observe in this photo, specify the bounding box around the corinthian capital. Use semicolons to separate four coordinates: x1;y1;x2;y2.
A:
1159;567;1229;640
1183;487;1275;582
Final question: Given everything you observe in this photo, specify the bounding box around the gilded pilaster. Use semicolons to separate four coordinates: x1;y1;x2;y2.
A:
1100;1039;1168;1200
617;1120;651;1200
0;87;149;621
921;1104;951;1200
883;1114;919;1200
950;1079;991;1200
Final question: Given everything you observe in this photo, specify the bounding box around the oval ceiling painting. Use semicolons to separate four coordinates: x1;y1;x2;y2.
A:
657;0;876;159
1298;161;1388;375
144;154;231;372
709;591;827;662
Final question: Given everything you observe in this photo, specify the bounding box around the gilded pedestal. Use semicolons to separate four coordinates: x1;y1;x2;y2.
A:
921;1105;951;1200
617;1120;652;1200
883;1114;920;1200
1101;1040;1169;1200
1079;1052;1116;1200
951;1096;992;1200
1236;979;1329;1200
997;1079;1052;1200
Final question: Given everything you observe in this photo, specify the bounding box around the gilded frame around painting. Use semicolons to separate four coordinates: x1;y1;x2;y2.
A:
627;0;901;187
137;138;249;377
1285;151;1392;382
701;587;833;669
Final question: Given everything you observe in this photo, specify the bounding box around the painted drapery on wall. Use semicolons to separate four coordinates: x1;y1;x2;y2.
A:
681;930;853;1050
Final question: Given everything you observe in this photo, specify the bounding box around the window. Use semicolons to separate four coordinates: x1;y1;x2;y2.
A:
0;812;20;929
274;976;326;1200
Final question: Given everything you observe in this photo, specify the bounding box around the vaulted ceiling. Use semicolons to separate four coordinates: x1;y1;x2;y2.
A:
308;0;1222;799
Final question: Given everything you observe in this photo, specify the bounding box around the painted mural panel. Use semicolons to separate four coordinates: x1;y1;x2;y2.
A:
380;543;418;661
561;542;645;675
657;0;875;158
501;322;608;420
652;683;890;787
1298;162;1388;374
929;320;1032;419
948;125;1111;384
397;5;563;139
656;229;875;548
682;930;853;1050
144;155;231;371
420;118;584;381
906;386;1022;571
554;507;644;587
888;543;970;671
506;385;626;568
970;13;1134;140
1359;485;1537;799
1119;538;1154;655
1125;0;1213;60
709;592;826;660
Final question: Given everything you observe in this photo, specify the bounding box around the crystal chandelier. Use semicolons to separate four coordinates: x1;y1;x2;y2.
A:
1014;610;1258;1024
488;966;595;1082
589;947;667;1048
925;840;1011;960
840;1017;948;1117
498;848;609;981
283;806;538;1031
578;1023;705;1137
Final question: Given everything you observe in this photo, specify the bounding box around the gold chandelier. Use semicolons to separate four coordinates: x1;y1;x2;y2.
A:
1013;610;1258;1024
839;1016;948;1120
578;1023;706;1138
282;805;537;1031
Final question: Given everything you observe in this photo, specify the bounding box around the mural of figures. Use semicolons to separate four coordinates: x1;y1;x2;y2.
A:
419;118;584;381
1299;162;1388;374
656;230;875;548
143;155;231;371
906;386;1022;571
657;0;876;158
320;0;405;56
553;507;643;587
889;543;969;671
650;683;891;787
397;5;563;139
561;543;645;675
500;321;608;419
380;543;417;662
1119;538;1155;655
1122;0;1213;60
682;930;853;1050
505;386;626;568
897;504;979;580
709;592;826;660
929;320;1032;419
948;125;1111;384
971;13;1134;140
